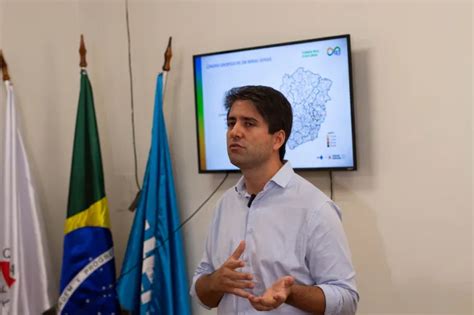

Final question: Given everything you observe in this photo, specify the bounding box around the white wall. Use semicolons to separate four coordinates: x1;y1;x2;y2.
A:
0;0;472;314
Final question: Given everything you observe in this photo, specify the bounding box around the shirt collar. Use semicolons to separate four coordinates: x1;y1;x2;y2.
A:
235;176;246;195
270;161;294;188
234;161;294;195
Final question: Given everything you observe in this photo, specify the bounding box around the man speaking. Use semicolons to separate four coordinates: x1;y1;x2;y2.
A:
191;86;359;314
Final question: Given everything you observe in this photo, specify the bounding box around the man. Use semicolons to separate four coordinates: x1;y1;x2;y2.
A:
191;86;359;314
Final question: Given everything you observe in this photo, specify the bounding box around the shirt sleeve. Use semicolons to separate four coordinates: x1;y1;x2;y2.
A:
189;251;213;310
306;201;359;315
189;209;218;310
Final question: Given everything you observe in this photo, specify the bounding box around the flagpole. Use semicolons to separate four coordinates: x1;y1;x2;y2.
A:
0;49;11;82
162;36;172;104
79;34;87;69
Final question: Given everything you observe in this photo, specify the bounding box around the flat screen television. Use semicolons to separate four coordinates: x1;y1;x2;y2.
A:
193;34;356;173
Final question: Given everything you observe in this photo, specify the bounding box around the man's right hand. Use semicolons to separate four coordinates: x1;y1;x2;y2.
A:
209;240;255;298
195;240;255;308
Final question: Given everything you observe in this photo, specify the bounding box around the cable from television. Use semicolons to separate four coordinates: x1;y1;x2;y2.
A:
125;0;141;191
329;170;334;200
116;172;229;282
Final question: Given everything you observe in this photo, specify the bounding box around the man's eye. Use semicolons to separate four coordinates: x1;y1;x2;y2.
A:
227;121;235;128
245;122;255;127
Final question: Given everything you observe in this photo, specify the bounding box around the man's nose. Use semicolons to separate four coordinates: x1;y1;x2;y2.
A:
228;122;243;138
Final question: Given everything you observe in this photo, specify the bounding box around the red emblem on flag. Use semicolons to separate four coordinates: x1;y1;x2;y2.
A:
0;261;15;288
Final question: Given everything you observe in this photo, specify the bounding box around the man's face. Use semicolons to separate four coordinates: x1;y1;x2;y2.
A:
226;100;282;170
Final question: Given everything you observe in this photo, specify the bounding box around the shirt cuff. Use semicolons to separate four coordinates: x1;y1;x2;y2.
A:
317;284;340;315
190;274;212;310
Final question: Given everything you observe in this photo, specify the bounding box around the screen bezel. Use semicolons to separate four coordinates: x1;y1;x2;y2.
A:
193;34;357;173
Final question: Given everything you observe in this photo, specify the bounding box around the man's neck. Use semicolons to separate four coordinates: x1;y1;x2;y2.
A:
241;159;283;195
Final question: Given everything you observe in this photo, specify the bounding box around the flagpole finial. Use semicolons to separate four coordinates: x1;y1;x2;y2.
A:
79;34;87;68
162;36;172;72
0;50;11;81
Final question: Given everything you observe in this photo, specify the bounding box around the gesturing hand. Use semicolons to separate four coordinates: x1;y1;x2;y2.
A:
248;276;295;311
209;240;255;298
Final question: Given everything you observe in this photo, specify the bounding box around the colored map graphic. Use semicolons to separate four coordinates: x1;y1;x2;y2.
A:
280;67;332;149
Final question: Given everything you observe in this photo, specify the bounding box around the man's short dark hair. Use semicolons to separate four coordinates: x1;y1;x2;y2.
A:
224;86;293;161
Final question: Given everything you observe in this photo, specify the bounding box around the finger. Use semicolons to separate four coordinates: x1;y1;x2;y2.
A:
227;270;253;281
283;276;295;287
249;294;276;308
273;293;286;304
258;295;279;307
225;259;245;270
230;240;246;259
249;299;273;311
224;278;255;289
230;287;251;299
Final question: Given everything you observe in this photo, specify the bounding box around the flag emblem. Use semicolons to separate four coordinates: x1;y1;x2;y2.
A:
0;260;15;288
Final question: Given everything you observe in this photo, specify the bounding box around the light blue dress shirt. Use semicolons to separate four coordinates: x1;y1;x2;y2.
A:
191;162;359;314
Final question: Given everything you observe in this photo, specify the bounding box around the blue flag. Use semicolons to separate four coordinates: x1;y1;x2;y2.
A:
117;73;192;314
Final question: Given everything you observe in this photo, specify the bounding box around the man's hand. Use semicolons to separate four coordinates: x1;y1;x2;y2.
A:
248;276;295;311
208;240;255;298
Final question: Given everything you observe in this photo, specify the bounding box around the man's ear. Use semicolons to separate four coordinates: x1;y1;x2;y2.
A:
273;130;286;151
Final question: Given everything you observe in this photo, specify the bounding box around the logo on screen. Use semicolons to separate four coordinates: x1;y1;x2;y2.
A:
327;46;341;56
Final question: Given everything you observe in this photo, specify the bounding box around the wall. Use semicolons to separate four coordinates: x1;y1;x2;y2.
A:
0;0;472;314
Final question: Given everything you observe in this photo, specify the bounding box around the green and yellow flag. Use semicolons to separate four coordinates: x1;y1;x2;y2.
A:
58;69;119;314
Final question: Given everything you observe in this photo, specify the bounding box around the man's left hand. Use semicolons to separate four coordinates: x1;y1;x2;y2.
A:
248;276;295;311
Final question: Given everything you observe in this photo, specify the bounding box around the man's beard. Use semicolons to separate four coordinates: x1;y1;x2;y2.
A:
228;149;269;170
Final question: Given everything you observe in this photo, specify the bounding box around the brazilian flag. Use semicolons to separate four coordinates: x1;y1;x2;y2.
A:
58;70;119;314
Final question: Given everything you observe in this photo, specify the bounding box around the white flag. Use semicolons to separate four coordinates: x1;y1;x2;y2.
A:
0;81;56;314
